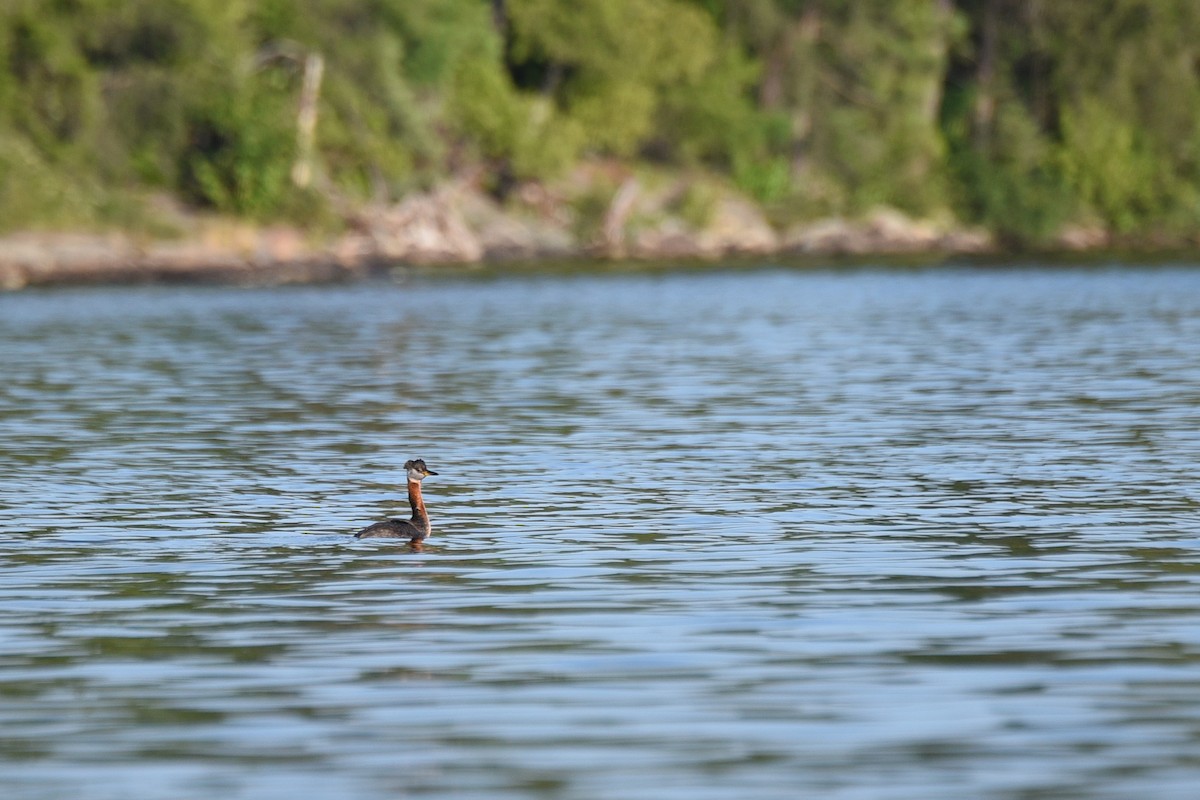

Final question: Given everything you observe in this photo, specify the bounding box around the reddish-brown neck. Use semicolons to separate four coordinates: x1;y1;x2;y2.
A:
407;479;427;521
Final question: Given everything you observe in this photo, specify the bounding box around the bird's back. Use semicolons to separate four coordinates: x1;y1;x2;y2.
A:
354;518;425;540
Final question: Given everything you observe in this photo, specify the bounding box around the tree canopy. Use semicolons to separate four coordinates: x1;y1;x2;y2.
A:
3;0;1200;244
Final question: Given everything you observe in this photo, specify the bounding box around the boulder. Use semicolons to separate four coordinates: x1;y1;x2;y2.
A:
631;218;711;260
784;208;992;255
458;190;576;261
361;190;483;264
1055;225;1109;251
699;196;779;255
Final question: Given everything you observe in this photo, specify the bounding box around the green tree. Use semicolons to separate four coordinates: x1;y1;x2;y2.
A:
504;0;724;156
946;0;1200;240
1043;0;1200;233
8;0;1200;242
941;0;1072;242
704;0;960;215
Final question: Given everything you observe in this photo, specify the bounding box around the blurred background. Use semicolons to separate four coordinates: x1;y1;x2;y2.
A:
3;0;1200;252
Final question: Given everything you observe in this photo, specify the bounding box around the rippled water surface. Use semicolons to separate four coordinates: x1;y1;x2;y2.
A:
3;265;1200;799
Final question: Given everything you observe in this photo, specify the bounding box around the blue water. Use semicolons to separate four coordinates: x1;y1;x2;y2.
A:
2;264;1200;799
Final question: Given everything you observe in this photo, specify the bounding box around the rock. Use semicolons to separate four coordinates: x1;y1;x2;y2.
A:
699;197;779;256
0;237;48;289
939;228;993;253
783;208;992;255
631;218;710;260
0;233;137;285
627;192;778;260
477;215;576;261
329;233;379;272
362;189;483;264
0;184;1008;292
782;217;860;254
140;240;244;273
864;208;940;251
600;178;642;258
512;182;572;227
1055;225;1109;251
458;190;576;261
254;226;307;264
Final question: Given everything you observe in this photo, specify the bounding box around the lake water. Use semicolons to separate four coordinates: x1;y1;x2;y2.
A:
2;264;1200;799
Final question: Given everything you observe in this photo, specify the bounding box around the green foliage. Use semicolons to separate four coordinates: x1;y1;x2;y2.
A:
951;153;1073;246
5;0;1200;242
4;5;101;152
942;75;1073;243
386;0;499;88
1040;0;1200;235
814;1;960;214
448;56;524;165
506;0;725;157
734;152;791;205
447;54;583;182
181;78;297;217
670;179;720;228
0;133;95;229
1057;99;1163;234
657;45;766;166
77;0;213;67
0;0;500;226
940;0;1200;241
569;180;619;243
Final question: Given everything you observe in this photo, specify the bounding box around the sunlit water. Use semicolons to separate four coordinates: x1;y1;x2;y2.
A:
2;264;1200;799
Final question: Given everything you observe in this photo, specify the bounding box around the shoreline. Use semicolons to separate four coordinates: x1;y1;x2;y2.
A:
0;181;1185;292
0;229;974;292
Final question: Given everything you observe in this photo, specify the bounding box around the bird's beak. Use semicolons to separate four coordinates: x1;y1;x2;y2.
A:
425;469;438;476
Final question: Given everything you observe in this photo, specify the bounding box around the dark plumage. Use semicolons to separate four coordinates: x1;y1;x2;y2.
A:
354;458;438;543
354;517;426;540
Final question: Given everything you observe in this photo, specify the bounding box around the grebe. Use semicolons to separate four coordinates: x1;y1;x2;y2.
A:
354;459;438;543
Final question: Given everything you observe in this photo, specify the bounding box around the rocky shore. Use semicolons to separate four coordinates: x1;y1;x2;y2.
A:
0;176;1003;291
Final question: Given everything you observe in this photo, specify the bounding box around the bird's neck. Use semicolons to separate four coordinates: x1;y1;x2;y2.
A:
407;479;428;523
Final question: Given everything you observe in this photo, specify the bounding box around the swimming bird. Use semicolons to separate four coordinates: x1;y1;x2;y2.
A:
354;459;438;543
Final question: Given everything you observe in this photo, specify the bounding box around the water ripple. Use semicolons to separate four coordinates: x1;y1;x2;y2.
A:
3;267;1200;798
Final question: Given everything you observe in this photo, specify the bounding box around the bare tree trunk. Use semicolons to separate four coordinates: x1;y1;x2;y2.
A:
602;178;640;257
292;52;324;189
760;46;786;110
